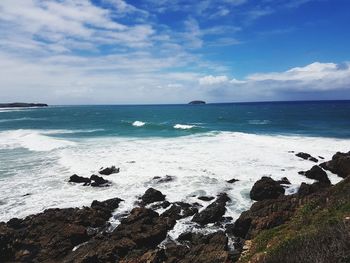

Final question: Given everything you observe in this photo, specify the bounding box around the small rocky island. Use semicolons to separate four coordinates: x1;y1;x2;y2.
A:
0;103;48;108
188;100;206;105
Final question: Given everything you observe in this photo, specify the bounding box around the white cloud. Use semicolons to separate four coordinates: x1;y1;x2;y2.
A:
199;75;229;85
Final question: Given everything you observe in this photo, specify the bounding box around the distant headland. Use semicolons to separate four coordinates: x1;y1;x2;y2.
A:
0;103;48;108
188;100;206;105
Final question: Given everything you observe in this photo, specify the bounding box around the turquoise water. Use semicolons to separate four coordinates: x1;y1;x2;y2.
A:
0;100;350;222
1;101;350;138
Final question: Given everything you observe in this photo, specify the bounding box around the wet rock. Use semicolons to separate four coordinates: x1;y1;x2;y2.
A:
198;196;215;201
227;178;239;183
296;152;318;162
296;152;311;160
90;174;110;187
69;174;91;184
99;166;119;175
152;175;175;183
277;177;291;185
301;165;331;184
309;157;319;163
320;151;350;178
0;196;123;262
250;177;285;201
141;188;166;205
162;202;198;220
150;201;171;210
192;193;230;225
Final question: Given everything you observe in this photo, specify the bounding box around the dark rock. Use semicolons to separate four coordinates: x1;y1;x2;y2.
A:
90;174;110;187
250;177;285;201
141;188;166;205
0;196;122;262
320;151;350;178
302;165;331;184
152;175;175;183
192;193;230;225
277;177;291;185
150;201;171;210
298;182;330;197
227;178;239;183
296;152;311;160
162;202;198;220
231;195;299;239
69;174;91;184
198;196;215;201
309;157;319;163
99;166;119;175
318;156;325;159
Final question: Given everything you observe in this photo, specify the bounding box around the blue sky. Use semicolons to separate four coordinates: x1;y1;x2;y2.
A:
0;0;350;104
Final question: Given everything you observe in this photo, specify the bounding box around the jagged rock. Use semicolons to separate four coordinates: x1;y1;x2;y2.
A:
90;174;110;187
301;165;331;184
250;177;285;201
150;201;171;210
69;174;91;184
192;193;230;225
198;196;215;201
277;177;291;185
227;178;239;183
320;151;350;178
162;202;198;220
231;195;299;239
141;188;166;205
0;197;122;262
309;157;318;163
99;166;119;175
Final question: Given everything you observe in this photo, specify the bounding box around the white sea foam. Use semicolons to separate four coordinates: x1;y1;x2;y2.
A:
0;131;349;237
174;124;195;129
0;130;76;151
132;121;146;127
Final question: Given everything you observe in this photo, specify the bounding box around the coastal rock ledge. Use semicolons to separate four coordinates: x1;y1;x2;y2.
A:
0;151;349;263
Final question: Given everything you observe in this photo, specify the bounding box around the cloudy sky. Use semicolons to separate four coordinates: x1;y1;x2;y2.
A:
0;0;350;104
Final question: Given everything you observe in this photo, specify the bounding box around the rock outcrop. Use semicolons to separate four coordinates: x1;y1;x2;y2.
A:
250;177;285;201
192;193;230;225
320;151;350;178
99;166;120;175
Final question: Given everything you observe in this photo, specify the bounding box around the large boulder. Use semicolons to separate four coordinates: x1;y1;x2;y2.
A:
250;177;285;201
192;193;230;225
320;151;350;178
300;165;331;184
141;188;166;205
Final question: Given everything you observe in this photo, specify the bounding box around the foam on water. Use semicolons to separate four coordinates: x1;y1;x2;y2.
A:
132;121;146;127
0;131;348;235
174;124;195;129
0;130;76;151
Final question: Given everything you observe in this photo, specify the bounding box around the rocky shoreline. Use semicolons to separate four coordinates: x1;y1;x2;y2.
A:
1;151;349;262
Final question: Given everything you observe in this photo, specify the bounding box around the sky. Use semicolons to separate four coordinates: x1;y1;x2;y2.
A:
0;0;350;104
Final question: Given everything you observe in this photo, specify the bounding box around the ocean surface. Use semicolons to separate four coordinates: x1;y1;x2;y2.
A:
1;101;350;236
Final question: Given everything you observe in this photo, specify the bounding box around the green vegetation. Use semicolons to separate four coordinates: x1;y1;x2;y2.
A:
239;179;350;263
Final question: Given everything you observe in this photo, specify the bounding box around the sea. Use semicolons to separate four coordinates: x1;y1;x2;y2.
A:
0;101;350;237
